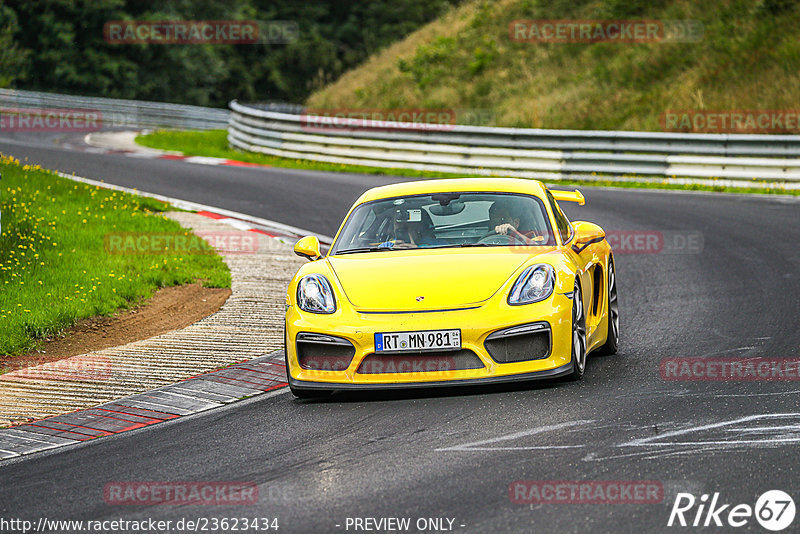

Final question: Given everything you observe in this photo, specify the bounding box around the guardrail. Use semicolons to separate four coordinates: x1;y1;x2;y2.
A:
228;100;800;188
0;89;228;130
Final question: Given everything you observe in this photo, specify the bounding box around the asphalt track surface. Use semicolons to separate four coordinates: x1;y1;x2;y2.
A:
1;131;799;533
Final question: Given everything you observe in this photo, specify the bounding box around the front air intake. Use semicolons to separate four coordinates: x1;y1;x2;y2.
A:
296;333;356;371
484;322;551;363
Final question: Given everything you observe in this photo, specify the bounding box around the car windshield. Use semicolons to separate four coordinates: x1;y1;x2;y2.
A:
330;192;556;254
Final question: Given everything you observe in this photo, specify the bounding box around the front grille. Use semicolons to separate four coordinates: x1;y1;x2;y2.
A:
296;333;355;371
484;323;551;363
356;350;484;374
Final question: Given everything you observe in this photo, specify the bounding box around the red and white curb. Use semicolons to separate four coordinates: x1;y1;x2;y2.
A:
80;131;334;244
92;150;276;170
82;131;277;170
0;171;329;461
193;209;302;243
158;153;274;169
0;352;288;460
57;171;334;247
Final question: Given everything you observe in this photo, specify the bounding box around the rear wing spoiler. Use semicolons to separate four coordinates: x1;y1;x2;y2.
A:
550;189;585;206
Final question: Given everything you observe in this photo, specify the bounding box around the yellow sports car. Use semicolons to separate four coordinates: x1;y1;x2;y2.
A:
284;178;618;397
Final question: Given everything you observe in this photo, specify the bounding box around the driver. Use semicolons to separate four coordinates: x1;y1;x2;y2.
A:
391;208;444;248
488;200;545;244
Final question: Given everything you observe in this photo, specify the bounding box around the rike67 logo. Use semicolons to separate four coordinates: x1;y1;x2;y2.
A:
668;490;795;531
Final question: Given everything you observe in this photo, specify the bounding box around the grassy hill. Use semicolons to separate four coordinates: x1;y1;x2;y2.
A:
306;0;800;131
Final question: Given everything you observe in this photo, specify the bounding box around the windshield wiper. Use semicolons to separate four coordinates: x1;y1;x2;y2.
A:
333;246;398;255
336;243;495;254
388;243;494;250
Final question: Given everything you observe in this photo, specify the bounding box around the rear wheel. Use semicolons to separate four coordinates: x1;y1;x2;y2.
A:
596;258;619;355
567;281;587;380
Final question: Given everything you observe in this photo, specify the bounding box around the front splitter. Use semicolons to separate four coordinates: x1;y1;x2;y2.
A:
288;361;574;391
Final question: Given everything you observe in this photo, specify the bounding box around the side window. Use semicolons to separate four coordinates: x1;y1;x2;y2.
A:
546;191;572;244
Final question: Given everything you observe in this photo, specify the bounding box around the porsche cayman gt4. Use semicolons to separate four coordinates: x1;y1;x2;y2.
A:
285;178;618;397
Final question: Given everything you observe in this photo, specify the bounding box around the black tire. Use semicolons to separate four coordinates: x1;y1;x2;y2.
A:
596;257;619;356
567;280;587;380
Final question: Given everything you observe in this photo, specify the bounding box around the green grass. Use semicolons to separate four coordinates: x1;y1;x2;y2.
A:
136;129;799;196
135;129;466;179
0;154;231;358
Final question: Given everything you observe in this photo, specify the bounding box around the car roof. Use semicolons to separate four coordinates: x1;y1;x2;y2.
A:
355;178;549;205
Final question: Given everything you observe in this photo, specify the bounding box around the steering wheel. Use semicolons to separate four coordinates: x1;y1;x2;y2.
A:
476;230;526;245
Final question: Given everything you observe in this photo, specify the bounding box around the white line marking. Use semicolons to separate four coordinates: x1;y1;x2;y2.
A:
443;445;585;451
619;413;800;447
726;425;800;433
704;390;800;398
584;447;723;462
184;156;228;165
435;420;594;452
124;152;161;159
224;219;257;230
704;346;758;356
625;438;800;448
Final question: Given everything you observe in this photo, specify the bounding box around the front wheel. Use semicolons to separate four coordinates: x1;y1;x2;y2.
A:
596;258;619;356
566;281;587;380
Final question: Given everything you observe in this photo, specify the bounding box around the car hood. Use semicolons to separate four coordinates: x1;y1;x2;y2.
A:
327;248;552;311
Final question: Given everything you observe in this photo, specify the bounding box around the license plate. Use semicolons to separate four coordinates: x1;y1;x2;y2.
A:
374;329;461;353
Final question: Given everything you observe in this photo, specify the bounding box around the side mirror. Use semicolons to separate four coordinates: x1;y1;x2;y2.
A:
572;221;605;243
293;236;321;261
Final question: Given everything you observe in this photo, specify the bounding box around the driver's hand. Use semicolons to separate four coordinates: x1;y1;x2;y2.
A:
495;223;515;235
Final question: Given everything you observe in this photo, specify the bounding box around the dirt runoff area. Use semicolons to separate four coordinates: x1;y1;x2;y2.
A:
1;283;231;373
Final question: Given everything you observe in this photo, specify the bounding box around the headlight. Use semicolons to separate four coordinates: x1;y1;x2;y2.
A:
508;264;555;305
297;274;336;314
